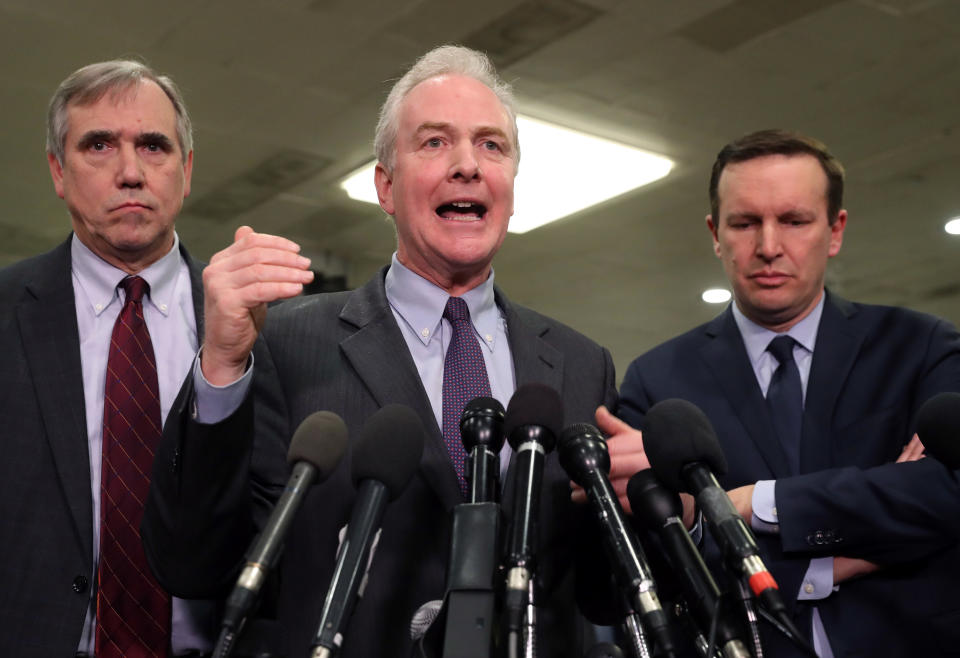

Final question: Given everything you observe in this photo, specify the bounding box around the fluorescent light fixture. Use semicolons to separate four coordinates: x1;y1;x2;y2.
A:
702;288;731;304
339;115;673;234
945;217;960;235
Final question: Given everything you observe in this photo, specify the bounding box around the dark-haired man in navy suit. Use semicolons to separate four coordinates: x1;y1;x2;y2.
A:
619;129;960;657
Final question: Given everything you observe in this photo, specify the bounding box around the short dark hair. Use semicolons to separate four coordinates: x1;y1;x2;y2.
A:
709;129;845;224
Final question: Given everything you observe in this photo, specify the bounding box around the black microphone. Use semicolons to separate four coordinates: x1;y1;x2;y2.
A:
460;396;506;503
643;399;814;655
558;423;677;658
917;392;960;468
628;470;750;658
502;384;562;635
216;411;348;658
310;404;424;658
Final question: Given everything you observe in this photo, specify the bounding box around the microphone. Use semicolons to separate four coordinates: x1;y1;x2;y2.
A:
310;404;424;658
628;470;750;658
643;399;813;655
917;392;960;468
216;411;348;658
460;396;506;503
502;384;562;638
558;423;677;658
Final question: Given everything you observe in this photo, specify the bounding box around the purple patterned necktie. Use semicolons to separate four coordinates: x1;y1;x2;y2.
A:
97;276;170;658
442;296;492;497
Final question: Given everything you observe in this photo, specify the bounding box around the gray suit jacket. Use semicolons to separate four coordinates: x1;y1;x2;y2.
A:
144;268;618;657
0;236;204;657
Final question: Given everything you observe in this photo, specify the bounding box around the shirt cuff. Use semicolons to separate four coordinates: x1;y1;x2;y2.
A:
751;479;780;534
689;507;704;546
798;557;836;601
191;348;253;424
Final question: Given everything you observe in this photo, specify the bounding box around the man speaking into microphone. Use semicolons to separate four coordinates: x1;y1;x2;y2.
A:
143;45;639;657
619;130;960;656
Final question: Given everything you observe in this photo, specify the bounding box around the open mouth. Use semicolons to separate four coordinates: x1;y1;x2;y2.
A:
436;200;486;221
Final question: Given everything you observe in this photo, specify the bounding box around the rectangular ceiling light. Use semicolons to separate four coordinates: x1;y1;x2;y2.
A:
340;115;673;234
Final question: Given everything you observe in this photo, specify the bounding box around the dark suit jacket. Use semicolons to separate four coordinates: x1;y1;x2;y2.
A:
619;293;960;657
0;236;205;657
144;268;618;657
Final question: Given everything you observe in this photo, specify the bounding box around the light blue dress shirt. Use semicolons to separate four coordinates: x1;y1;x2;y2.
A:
71;233;214;655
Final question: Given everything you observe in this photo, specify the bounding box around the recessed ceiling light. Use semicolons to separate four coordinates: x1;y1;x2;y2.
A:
945;217;960;235
339;115;673;234
702;288;731;304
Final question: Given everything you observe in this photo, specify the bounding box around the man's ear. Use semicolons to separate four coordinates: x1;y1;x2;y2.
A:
706;214;721;258
48;152;65;199
374;163;395;216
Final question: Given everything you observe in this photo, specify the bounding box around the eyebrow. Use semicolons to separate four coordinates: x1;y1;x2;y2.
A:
76;130;175;151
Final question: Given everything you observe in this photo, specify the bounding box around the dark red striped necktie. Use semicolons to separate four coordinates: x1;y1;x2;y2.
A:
97;275;170;657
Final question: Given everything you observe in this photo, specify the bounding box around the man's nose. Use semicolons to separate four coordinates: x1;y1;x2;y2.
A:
116;143;144;188
449;141;481;181
756;221;783;260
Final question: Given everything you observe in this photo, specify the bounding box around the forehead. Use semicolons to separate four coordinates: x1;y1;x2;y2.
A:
397;74;512;136
717;153;829;216
65;80;178;138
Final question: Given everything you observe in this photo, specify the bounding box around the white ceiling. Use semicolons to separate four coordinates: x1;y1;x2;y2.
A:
2;0;958;381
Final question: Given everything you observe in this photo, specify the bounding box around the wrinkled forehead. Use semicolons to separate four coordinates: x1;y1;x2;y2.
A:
398;74;515;143
66;80;178;135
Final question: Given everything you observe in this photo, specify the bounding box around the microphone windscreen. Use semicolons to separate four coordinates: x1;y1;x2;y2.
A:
287;411;349;481
352;404;424;499
503;383;563;447
460;396;506;451
627;469;682;528
643;398;728;493
917;392;960;469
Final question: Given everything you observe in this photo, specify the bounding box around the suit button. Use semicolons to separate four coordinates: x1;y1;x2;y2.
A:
72;575;88;593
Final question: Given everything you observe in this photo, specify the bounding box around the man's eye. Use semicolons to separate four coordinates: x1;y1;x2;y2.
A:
482;140;501;151
91;142;108;151
426;137;442;147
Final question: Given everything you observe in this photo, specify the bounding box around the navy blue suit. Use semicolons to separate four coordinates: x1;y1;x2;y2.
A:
620;293;960;657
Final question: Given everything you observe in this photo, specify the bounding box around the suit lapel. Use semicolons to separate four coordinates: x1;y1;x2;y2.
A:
498;291;563;396
338;271;463;508
181;244;204;338
700;309;793;478
17;239;92;555
497;290;564;511
800;293;861;473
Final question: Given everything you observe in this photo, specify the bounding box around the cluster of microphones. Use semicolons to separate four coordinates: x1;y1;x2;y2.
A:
212;387;960;658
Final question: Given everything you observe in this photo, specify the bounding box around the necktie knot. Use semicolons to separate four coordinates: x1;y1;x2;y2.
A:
444;296;471;323
767;335;797;365
121;275;149;304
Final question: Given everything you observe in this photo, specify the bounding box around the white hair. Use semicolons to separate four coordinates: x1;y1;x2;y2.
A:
373;45;519;172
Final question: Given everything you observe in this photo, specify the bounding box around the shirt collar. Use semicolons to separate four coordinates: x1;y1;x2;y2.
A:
731;292;824;368
71;232;183;317
384;252;500;351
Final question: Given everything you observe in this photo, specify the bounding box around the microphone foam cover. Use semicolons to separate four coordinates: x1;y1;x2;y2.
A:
643;398;728;493
463;396;505;418
287;411;349;482
503;383;563;443
917;392;960;469
352;404;425;500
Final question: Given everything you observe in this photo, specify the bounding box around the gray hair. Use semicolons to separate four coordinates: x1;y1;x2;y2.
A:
47;59;193;165
373;45;519;172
